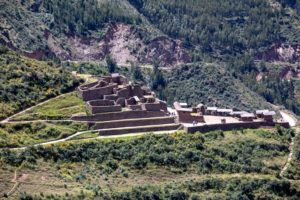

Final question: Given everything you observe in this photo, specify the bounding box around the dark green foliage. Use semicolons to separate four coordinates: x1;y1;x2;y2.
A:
0;121;88;148
0;45;8;55
150;65;167;100
165;63;271;111
285;133;300;179
131;64;144;83
106;55;117;73
63;62;108;76
151;65;166;90
42;0;141;35
128;0;281;52
231;57;300;114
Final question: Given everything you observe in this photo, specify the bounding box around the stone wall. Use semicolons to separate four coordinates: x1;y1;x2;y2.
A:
89;105;122;114
88;100;115;106
71;110;166;122
142;103;162;111
80;84;117;101
177;110;205;123
128;105;142;111
184;121;290;133
96;117;175;129
99;124;180;136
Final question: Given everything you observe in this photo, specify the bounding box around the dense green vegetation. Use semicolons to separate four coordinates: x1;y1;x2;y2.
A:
0;128;293;176
0;121;88;148
0;128;298;199
63;61;109;76
0;48;79;120
42;0;141;35
128;0;298;54
230;57;300;114
164;63;272;111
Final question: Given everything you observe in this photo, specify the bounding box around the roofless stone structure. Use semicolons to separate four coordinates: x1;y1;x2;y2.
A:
72;73;289;135
73;73;179;135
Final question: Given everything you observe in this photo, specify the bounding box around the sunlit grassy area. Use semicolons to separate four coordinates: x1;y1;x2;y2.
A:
70;131;99;140
11;92;87;121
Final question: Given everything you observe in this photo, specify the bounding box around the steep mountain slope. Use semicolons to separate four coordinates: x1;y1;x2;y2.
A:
0;0;190;67
165;63;273;111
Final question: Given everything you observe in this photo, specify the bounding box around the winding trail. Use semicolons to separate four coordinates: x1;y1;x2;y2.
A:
2;129;179;151
2;129;99;151
279;111;298;178
280;137;295;178
1;92;72;123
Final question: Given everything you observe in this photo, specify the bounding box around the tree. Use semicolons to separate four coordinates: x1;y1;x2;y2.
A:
151;64;166;90
131;63;144;83
106;55;117;73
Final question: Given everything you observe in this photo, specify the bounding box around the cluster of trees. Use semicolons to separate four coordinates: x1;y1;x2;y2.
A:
42;0;141;35
129;0;281;53
63;61;108;76
0;49;79;120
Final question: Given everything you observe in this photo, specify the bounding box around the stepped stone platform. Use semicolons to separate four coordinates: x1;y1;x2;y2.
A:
73;74;180;135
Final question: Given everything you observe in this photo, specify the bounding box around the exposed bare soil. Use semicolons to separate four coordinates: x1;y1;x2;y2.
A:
47;23;190;67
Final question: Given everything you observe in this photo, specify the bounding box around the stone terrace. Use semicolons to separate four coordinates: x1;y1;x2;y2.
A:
73;74;179;135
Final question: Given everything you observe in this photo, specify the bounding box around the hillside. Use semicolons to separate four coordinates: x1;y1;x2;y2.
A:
0;46;79;120
1;129;299;199
165;63;273;112
1;0;300;114
0;0;190;67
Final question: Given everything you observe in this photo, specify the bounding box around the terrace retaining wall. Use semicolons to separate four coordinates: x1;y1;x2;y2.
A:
89;105;122;114
80;84;117;101
99;124;180;136
184;121;290;133
95;117;175;129
71;111;166;122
